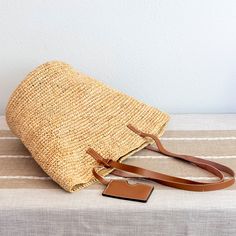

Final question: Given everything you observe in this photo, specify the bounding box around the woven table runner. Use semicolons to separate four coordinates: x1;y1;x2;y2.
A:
1;129;236;190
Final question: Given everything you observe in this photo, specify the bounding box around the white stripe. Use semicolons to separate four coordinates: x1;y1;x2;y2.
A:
130;155;236;159
0;137;19;140
106;176;233;181
1;136;236;140
0;175;233;181
0;155;31;159
160;137;236;140
0;176;51;180
180;176;233;181
0;175;232;181
0;155;235;160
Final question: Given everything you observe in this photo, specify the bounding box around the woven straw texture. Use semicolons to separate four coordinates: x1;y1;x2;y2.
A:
5;61;169;192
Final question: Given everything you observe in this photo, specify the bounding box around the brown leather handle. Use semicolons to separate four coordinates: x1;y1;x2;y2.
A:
86;124;235;191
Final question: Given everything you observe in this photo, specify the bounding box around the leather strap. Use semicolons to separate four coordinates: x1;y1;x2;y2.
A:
86;124;235;191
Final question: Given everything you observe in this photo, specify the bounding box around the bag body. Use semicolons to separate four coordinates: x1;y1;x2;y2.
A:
6;61;169;192
6;61;235;200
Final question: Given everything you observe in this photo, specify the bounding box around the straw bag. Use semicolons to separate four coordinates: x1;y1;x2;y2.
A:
6;61;235;202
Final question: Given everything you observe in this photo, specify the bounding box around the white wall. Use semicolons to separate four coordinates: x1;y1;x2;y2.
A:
1;0;236;115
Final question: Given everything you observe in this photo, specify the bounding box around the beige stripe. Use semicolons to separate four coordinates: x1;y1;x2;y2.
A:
0;154;235;183
136;140;236;156
0;177;235;190
0;130;15;137
0;157;235;178
0;129;235;190
1;136;236;156
0;158;47;176
124;157;236;178
105;176;236;190
0;141;236;176
0;140;30;155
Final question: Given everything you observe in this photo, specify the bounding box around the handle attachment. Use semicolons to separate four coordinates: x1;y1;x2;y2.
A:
86;124;235;192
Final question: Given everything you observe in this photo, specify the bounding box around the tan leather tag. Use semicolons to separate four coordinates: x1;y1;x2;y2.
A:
102;180;154;202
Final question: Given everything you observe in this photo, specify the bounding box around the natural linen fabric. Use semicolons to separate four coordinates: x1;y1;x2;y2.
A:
5;61;169;192
1;120;236;236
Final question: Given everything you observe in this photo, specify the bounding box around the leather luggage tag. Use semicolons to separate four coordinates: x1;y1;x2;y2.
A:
102;180;154;202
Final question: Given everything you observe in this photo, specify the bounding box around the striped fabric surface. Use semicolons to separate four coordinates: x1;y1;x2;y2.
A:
1;128;236;191
1;115;236;236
